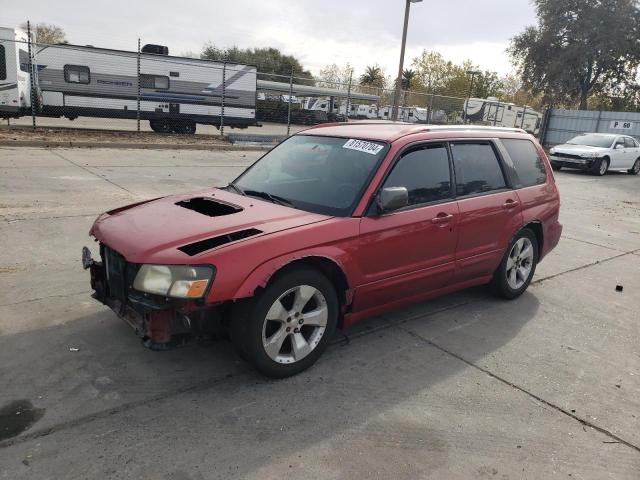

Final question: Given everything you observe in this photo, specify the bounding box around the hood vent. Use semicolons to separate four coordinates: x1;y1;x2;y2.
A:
176;197;242;217
178;228;263;256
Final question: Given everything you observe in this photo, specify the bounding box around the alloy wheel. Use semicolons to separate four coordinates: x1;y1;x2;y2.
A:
261;285;328;364
506;237;534;290
599;159;608;175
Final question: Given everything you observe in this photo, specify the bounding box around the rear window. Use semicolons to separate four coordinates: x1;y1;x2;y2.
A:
502;139;547;187
0;45;6;80
451;142;506;196
19;49;29;72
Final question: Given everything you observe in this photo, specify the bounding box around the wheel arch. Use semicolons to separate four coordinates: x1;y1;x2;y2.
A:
232;252;354;311
521;221;543;260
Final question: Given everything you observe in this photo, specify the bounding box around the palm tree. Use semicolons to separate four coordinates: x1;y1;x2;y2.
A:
402;69;417;90
360;66;383;87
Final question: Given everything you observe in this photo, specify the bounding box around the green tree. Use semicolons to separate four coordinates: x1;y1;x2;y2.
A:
20;22;66;44
401;69;417;90
201;43;313;83
360;65;385;88
317;63;353;89
509;0;640;110
412;51;454;94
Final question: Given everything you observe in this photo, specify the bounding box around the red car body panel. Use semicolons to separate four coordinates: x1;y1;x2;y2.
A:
89;124;562;334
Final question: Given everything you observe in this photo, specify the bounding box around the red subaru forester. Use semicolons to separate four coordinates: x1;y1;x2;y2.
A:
84;123;562;377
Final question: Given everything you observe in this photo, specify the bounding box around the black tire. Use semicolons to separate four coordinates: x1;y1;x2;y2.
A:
182;121;196;135
591;156;609;176
551;162;562;171
490;228;539;300
229;266;339;378
628;158;640;175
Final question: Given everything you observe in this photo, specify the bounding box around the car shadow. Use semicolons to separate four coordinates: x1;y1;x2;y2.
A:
0;285;539;478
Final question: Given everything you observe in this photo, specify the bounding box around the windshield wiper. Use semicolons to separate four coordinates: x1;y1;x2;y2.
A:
226;183;245;195
243;189;295;208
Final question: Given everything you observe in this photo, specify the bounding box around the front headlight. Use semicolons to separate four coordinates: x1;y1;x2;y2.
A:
133;264;214;299
549;147;556;155
580;152;599;158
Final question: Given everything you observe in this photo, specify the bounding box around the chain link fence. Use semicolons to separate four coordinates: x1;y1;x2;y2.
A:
1;27;543;144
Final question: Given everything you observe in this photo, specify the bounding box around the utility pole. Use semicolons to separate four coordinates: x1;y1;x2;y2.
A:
392;0;422;121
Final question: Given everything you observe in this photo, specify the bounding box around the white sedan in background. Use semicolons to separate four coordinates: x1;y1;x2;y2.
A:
549;133;640;176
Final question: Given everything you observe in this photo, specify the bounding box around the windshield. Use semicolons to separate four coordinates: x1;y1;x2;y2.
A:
232;135;389;216
566;134;614;148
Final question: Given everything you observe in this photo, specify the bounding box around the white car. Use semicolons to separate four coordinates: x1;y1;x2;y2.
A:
549;133;640;176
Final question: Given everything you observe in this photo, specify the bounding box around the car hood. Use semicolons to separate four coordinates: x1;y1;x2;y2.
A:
553;144;609;154
90;188;331;263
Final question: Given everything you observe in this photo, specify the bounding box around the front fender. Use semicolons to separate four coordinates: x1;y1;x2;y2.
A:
231;245;354;300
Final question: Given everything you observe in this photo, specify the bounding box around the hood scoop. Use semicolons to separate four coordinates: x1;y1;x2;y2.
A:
176;197;242;217
178;228;263;256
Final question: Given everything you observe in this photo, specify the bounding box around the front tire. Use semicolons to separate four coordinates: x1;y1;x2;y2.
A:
230;267;339;378
551;162;562;171
491;228;539;299
628;158;640;175
592;157;609;176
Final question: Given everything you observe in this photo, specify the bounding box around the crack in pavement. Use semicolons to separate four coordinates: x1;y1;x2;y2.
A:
399;325;640;455
560;234;631;253
0;290;90;308
532;248;640;285
49;150;138;196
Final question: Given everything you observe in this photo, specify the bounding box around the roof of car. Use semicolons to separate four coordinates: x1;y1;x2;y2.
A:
298;121;528;142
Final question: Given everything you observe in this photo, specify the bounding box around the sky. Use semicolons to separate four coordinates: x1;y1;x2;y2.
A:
1;0;538;78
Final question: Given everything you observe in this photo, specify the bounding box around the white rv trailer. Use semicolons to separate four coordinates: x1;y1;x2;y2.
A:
0;27;257;133
464;97;542;134
0;27;34;118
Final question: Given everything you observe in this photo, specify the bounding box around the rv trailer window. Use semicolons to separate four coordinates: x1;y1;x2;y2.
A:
140;74;170;89
0;45;6;80
19;49;30;72
64;65;90;84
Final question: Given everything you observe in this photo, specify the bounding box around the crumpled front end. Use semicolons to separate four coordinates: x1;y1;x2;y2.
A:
85;244;222;349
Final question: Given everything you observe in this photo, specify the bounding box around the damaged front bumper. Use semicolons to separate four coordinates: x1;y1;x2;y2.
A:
83;245;222;349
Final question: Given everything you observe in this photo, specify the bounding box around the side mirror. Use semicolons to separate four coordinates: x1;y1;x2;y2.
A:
615;143;625;150
377;187;408;214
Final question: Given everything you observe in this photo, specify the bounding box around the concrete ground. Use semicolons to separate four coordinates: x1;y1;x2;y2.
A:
0;147;639;479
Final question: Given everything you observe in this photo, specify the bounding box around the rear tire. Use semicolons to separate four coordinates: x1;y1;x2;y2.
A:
490;228;539;300
229;266;339;378
591;157;609;176
628;158;640;175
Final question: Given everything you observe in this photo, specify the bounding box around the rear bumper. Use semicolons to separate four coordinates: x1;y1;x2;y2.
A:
541;220;562;261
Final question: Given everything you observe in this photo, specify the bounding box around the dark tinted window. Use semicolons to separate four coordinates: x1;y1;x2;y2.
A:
64;65;90;84
140;74;169;89
502;139;547;187
383;145;452;206
451;143;506;196
0;45;6;80
19;49;29;72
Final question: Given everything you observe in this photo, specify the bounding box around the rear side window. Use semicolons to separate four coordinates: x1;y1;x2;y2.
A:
0;45;6;80
450;143;506;196
624;137;636;148
383;144;452;206
140;74;169;89
64;65;90;84
502;139;547;187
19;49;29;72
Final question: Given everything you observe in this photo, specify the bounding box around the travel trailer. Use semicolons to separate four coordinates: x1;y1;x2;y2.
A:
464;97;542;134
0;27;34;118
0;27;257;133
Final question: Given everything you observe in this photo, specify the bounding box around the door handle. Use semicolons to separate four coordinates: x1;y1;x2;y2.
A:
431;213;454;224
503;199;519;209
